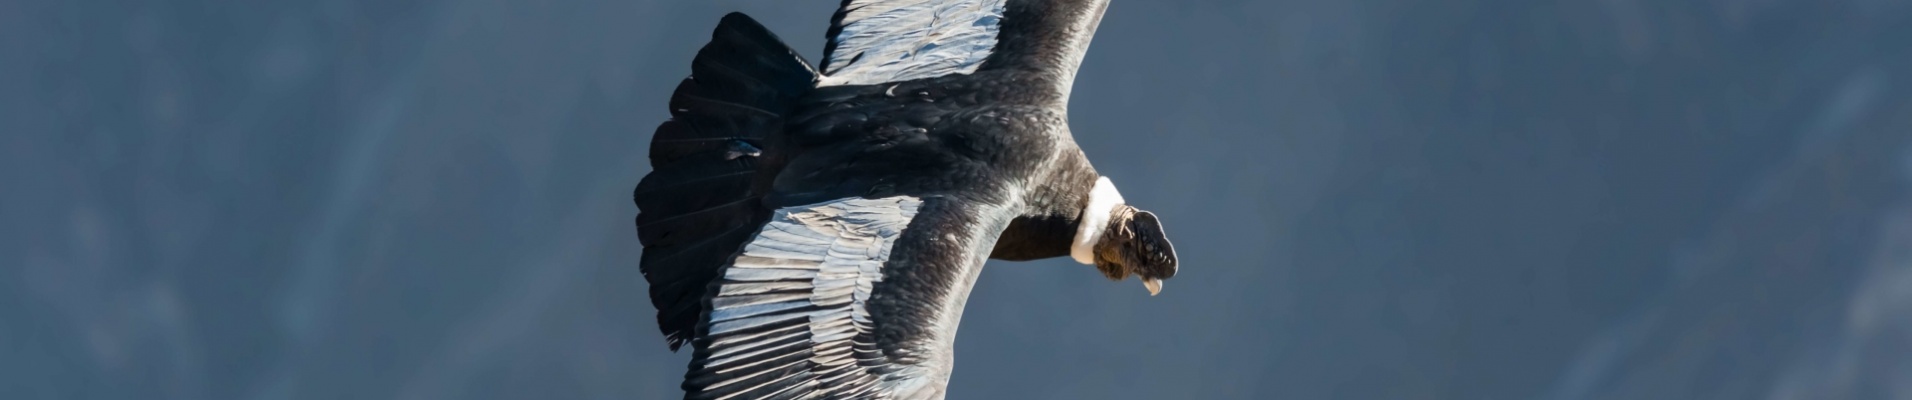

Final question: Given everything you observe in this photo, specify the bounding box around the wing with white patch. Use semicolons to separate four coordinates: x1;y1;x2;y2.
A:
818;0;1007;86
820;0;1115;102
681;195;1015;400
681;196;913;400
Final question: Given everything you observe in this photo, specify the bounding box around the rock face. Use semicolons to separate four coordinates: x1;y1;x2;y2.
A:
1547;96;1912;400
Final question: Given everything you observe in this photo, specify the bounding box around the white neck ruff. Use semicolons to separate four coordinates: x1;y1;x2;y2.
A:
1071;177;1124;264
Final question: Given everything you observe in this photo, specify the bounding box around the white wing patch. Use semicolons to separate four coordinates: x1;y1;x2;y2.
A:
820;0;1007;86
694;196;922;398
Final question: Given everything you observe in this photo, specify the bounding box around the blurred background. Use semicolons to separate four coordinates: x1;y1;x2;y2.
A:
4;0;1910;399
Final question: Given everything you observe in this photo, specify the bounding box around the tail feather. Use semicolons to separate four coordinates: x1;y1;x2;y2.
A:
636;12;818;351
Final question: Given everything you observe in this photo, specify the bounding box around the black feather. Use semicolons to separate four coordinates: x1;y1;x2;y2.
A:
635;12;816;351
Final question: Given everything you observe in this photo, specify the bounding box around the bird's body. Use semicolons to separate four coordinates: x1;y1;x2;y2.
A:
634;1;1176;398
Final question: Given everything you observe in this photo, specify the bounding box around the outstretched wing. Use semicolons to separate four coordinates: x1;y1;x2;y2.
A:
818;0;1005;86
682;196;1015;400
820;0;1112;98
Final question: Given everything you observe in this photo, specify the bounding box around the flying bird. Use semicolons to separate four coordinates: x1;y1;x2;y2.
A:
633;1;1177;398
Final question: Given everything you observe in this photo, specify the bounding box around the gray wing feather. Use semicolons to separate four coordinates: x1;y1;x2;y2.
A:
686;196;922;399
819;0;1007;86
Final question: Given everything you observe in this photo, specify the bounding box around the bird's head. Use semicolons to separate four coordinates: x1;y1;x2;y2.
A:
1070;177;1178;295
1089;205;1178;295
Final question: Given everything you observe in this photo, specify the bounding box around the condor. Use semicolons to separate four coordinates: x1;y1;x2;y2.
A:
633;1;1177;398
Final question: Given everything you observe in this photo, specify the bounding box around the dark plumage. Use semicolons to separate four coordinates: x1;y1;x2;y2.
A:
633;1;1177;398
633;13;812;350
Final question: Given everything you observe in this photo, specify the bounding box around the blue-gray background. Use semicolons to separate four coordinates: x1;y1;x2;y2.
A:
5;0;1911;399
